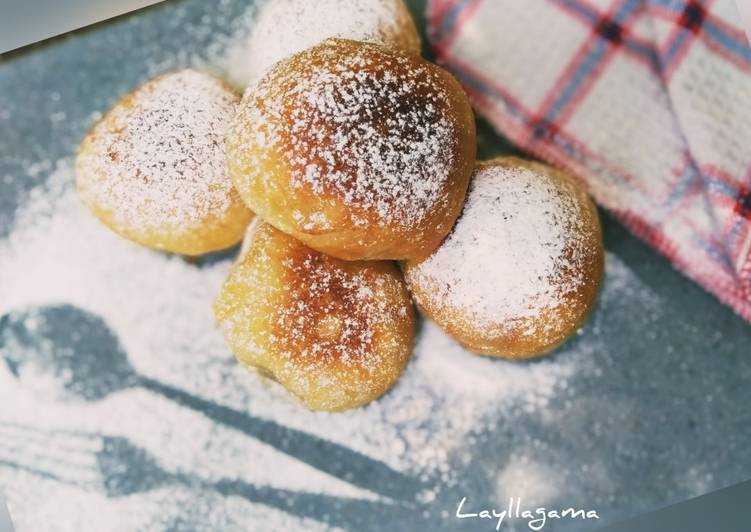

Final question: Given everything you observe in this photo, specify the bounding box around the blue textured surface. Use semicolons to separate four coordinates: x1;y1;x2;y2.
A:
0;1;750;530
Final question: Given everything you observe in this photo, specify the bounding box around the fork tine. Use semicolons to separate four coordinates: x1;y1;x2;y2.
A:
0;423;100;455
0;449;100;489
0;422;102;471
0;438;96;472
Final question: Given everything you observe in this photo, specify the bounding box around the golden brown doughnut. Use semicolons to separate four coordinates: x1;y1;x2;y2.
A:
227;38;476;261
214;221;415;411
76;69;253;256
236;0;421;84
403;158;604;359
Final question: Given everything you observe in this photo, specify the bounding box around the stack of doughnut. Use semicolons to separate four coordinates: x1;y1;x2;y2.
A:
76;0;604;411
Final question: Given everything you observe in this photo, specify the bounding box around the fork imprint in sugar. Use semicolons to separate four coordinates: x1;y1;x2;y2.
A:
0;305;425;505
0;422;424;530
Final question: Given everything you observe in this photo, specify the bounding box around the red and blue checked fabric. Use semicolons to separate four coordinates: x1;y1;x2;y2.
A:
428;0;751;322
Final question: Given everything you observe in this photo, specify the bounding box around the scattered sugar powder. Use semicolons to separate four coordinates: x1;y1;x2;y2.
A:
235;39;458;230
495;455;563;507
76;69;240;233
0;160;627;531
218;0;420;87
407;161;590;333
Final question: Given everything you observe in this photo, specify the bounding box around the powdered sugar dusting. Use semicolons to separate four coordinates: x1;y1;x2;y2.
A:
3;157;686;531
221;0;420;87
0;160;583;493
408;161;589;332
216;224;412;410
235;39;458;230
270;253;402;367
76;69;240;233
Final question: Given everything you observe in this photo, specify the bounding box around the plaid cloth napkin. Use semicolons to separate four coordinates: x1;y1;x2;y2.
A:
428;0;751;322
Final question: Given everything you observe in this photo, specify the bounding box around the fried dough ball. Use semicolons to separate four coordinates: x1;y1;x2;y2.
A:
76;69;253;256
403;158;604;359
214;221;415;411
234;0;421;85
227;38;476;261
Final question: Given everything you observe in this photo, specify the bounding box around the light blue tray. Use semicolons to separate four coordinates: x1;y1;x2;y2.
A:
0;1;749;530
